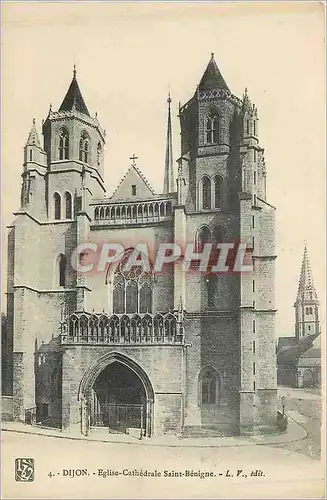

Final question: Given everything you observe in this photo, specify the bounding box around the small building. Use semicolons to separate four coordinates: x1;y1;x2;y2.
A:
297;347;321;388
277;247;321;388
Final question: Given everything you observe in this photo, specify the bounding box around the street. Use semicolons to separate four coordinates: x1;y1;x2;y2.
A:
1;387;324;499
275;386;322;461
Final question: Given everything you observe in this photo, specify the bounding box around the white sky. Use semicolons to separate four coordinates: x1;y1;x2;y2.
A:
1;2;325;338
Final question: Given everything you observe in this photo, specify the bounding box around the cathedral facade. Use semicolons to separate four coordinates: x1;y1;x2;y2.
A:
5;55;277;436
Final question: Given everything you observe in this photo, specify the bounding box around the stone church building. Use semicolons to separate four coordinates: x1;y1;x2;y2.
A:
277;246;321;388
5;55;278;436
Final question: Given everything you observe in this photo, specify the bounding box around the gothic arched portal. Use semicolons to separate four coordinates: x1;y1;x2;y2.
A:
78;352;154;437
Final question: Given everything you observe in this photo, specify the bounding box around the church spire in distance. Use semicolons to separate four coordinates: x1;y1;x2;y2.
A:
163;92;174;193
296;245;318;302
294;245;320;341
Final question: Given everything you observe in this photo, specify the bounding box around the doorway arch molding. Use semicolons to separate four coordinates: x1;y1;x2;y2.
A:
77;351;155;402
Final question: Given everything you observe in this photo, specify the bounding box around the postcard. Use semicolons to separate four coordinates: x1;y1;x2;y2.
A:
1;2;325;498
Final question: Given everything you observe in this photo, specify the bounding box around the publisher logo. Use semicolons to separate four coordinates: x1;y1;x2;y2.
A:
15;458;34;482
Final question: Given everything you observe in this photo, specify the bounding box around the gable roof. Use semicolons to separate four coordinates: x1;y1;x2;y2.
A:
300;347;321;359
110;165;156;201
277;333;320;365
277;337;297;349
59;74;90;116
297;346;321;367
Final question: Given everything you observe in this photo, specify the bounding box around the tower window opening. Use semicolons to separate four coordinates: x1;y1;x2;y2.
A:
29;150;33;161
206;274;217;310
132;185;137;196
200;368;219;405
65;192;72;219
253;120;256;136
38;354;46;366
59;129;69;160
54;192;61;220
202;177;211;210
79;251;86;266
253;319;256;333
206;114;219;144
58;254;67;287
253;340;256;353
252;279;255;292
97;142;102;165
253;362;256;375
196;226;211;252
214;175;223;209
252;215;255;228
79;132;90;163
212;225;224;246
254;171;256;185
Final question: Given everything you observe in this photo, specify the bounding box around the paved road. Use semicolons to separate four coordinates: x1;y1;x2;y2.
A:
274;387;322;461
2;429;324;499
2;387;324;498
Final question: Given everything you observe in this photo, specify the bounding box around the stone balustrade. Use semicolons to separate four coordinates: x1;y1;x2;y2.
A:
60;311;184;345
92;198;176;225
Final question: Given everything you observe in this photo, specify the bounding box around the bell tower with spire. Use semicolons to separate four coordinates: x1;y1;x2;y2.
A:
10;68;107;421
177;53;277;435
179;53;237;210
42;66;106;219
294;246;320;340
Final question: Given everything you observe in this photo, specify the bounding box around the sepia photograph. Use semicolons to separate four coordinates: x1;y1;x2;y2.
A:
1;2;325;498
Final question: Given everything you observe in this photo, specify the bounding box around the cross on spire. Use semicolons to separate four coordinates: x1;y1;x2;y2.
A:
130;153;138;166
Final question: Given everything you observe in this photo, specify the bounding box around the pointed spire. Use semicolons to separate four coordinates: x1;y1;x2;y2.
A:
296;246;318;302
59;69;90;116
26;118;41;147
163;92;174;193
242;86;252;111
198;53;230;92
